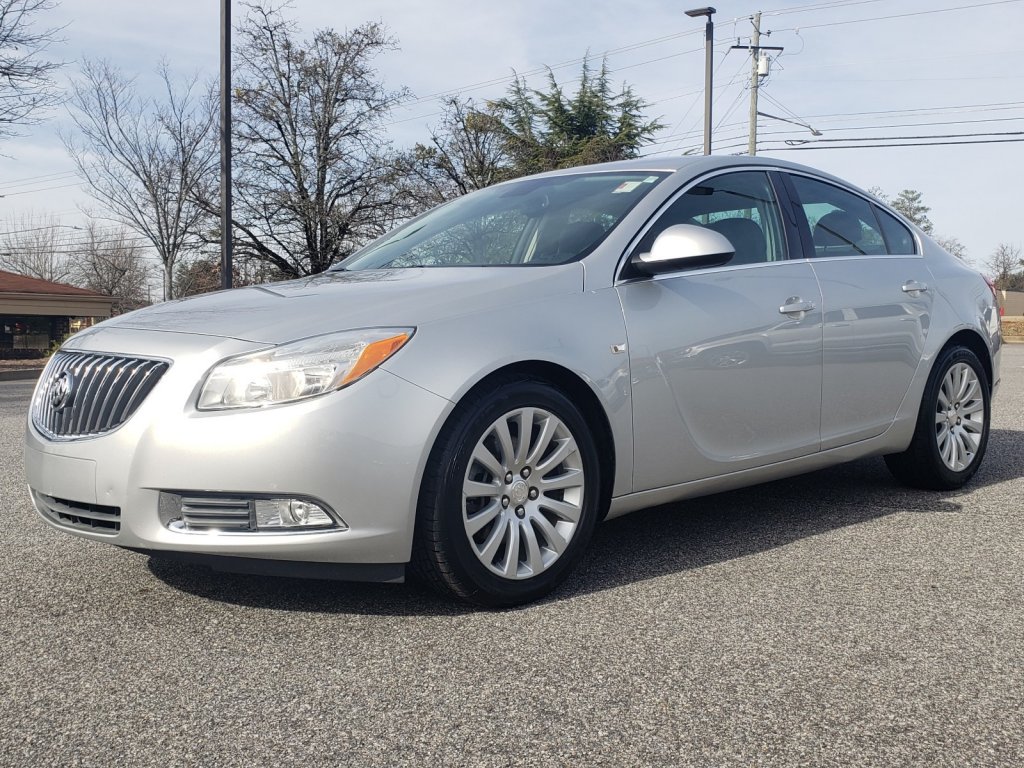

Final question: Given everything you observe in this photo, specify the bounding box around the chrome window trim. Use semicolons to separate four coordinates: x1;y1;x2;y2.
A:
781;169;923;258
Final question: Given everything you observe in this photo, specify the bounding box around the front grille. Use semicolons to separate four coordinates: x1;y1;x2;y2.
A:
33;491;121;533
32;351;169;439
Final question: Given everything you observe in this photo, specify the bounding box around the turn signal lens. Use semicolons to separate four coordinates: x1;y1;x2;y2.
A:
340;333;411;386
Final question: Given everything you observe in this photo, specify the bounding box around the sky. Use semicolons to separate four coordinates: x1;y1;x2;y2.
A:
2;0;1023;272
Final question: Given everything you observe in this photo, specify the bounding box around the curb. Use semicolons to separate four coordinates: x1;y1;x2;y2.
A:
0;368;44;382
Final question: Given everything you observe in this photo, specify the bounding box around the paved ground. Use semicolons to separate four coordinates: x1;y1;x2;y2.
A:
1;347;1022;767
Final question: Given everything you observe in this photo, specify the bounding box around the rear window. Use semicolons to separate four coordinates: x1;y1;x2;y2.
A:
873;205;917;255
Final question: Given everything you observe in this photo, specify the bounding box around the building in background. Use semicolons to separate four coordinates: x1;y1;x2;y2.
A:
999;290;1024;317
0;270;114;359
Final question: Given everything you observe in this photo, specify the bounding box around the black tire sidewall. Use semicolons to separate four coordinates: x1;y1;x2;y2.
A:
430;380;601;606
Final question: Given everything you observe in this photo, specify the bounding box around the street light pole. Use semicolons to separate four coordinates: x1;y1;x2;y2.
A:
220;0;233;290
685;7;716;155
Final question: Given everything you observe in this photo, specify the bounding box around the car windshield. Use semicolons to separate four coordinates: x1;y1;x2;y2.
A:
338;171;669;270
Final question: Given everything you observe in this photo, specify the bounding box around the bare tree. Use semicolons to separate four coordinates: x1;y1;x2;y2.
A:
986;243;1024;291
935;235;968;262
70;221;152;313
173;252;281;298
0;212;74;282
0;0;63;141
64;59;217;299
404;96;510;205
217;5;410;277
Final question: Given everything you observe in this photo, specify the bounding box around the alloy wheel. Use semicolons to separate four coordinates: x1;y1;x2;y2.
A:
934;362;986;472
462;407;585;580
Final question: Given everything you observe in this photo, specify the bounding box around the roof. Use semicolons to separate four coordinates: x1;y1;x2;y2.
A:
0;269;110;298
519;154;863;191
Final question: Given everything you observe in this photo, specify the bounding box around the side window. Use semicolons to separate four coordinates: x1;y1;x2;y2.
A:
873;204;917;255
635;171;786;266
789;175;888;258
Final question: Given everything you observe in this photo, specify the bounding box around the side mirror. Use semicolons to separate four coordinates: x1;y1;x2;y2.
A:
631;224;735;275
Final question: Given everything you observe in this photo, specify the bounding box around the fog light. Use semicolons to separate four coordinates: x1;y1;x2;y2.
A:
160;492;346;533
254;499;341;530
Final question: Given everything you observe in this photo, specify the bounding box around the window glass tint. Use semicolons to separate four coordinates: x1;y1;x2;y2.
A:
341;172;667;269
873;204;917;254
635;171;786;266
789;175;888;257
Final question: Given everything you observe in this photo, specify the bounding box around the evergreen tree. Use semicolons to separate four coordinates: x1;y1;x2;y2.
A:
890;189;934;234
490;59;663;176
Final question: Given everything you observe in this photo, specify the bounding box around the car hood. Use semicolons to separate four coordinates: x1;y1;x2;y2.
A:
100;265;585;345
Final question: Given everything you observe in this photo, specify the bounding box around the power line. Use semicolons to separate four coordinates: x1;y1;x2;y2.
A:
770;0;1024;32
0;182;83;197
757;114;1024;136
763;0;888;17
784;130;1024;144
766;137;1024;150
0;171;79;189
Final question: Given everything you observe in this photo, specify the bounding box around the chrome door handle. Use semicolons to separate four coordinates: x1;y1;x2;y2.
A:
902;280;929;295
779;298;816;316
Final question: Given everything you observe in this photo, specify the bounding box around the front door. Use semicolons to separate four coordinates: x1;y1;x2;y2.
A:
617;170;823;492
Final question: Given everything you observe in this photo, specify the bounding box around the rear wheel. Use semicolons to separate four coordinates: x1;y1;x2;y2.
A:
413;379;601;607
884;345;990;490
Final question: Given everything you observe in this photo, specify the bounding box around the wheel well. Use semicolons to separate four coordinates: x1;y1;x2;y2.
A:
941;330;994;391
459;362;616;517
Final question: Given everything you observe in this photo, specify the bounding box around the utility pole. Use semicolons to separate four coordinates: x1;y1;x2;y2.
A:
220;0;233;290
732;14;783;156
685;7;716;155
748;13;761;156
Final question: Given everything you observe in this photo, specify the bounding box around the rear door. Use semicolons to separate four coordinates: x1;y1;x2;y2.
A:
783;173;933;449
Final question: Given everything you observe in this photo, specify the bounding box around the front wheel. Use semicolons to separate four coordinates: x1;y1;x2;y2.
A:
884;345;991;490
413;379;602;607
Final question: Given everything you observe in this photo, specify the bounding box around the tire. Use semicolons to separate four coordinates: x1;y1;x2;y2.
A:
412;378;602;607
884;345;991;490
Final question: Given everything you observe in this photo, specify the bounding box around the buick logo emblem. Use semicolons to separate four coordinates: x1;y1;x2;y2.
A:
50;372;75;412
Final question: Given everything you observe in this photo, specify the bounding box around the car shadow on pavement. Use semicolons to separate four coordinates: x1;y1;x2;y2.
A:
147;427;1024;615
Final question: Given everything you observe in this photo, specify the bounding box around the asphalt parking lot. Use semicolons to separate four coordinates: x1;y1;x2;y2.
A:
1;346;1022;767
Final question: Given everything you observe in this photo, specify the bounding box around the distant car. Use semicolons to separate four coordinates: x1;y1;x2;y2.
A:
25;157;1001;606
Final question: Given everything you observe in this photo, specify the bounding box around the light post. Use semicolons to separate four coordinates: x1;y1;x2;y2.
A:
685;7;716;155
220;0;233;290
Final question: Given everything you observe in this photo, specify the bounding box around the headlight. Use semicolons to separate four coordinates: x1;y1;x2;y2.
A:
197;328;413;410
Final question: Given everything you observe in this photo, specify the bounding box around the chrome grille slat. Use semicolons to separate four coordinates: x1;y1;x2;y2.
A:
119;362;163;422
180;497;252;509
31;351;170;440
71;355;103;434
94;359;127;429
105;360;146;428
179;497;254;531
81;356;121;432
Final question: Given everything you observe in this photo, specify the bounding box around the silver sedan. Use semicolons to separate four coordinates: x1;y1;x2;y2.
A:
25;156;1001;606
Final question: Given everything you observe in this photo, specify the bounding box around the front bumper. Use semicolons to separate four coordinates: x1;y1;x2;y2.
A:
24;327;453;568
